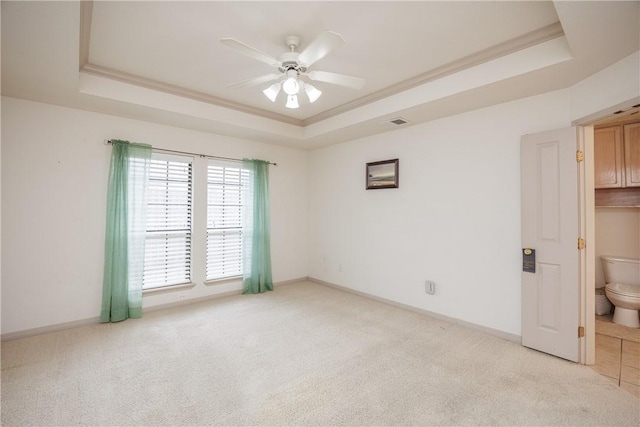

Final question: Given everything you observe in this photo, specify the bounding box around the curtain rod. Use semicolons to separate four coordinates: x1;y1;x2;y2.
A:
105;140;277;166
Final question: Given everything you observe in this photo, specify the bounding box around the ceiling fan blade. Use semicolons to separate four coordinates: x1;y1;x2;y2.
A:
307;70;365;89
297;31;344;67
220;38;281;68
226;73;282;88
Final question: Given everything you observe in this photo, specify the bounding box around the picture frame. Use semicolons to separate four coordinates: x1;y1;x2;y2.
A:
366;159;399;190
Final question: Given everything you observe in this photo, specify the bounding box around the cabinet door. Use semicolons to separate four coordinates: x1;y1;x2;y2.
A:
624;122;640;187
594;126;624;188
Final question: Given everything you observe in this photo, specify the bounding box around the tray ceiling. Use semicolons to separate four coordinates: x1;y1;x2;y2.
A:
2;1;639;148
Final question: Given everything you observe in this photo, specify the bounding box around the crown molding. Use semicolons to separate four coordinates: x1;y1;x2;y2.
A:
302;22;565;126
79;0;93;69
79;64;304;126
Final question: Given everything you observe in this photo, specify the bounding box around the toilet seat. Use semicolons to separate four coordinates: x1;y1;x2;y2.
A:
605;283;640;298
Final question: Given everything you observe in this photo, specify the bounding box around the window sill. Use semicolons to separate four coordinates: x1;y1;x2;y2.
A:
204;276;242;287
142;282;196;296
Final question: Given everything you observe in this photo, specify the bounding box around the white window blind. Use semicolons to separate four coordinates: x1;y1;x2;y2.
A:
143;154;192;289
207;162;249;280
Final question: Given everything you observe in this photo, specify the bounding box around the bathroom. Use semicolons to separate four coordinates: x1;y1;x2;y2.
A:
591;114;640;398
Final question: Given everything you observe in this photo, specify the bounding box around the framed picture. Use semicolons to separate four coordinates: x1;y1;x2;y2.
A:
366;159;399;190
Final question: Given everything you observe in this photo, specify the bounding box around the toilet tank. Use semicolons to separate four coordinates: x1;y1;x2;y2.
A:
601;256;640;285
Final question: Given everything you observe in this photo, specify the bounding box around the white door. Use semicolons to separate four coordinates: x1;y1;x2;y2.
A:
521;127;580;362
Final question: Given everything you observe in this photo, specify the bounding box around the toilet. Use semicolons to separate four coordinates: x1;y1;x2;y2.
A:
601;256;640;328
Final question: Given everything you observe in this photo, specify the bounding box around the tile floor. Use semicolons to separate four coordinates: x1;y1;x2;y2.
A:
592;314;640;399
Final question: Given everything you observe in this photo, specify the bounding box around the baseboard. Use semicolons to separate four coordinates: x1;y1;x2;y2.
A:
2;277;517;343
143;276;307;314
1;277;309;342
274;277;310;287
0;316;101;342
308;277;522;344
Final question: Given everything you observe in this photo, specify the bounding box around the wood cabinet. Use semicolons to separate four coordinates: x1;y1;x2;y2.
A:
594;126;624;188
594;121;640;207
624;122;640;187
594;122;640;189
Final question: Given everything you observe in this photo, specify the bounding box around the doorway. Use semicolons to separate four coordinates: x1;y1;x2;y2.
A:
583;107;640;397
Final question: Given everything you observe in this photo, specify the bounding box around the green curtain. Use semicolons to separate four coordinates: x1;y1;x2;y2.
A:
100;140;152;322
242;159;273;294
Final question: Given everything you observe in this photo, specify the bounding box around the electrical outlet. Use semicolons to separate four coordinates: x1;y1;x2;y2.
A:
425;281;436;295
338;264;343;272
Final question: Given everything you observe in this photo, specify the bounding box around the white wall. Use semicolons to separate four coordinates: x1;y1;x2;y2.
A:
1;97;309;335
570;51;640;122
307;50;640;338
308;89;572;337
594;208;640;287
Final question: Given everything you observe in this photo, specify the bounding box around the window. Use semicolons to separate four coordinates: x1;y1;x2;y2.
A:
206;161;249;280
143;154;193;289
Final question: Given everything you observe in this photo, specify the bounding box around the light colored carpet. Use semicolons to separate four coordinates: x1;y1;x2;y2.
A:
2;281;639;426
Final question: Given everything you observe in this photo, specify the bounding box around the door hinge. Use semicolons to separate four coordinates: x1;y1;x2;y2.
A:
576;150;584;162
578;326;585;338
578;238;585;250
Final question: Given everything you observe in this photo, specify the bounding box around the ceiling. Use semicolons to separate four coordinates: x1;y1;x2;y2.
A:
2;1;639;149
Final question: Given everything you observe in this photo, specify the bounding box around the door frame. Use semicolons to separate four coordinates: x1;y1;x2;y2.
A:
578;125;595;365
574;97;640;365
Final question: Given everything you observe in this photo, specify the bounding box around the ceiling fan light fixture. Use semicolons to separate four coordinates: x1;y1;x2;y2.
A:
262;82;281;102
223;32;365;111
285;94;299;109
220;31;365;108
304;83;322;103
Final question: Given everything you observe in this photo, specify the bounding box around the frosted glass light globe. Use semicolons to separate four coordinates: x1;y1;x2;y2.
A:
282;77;300;95
304;83;322;103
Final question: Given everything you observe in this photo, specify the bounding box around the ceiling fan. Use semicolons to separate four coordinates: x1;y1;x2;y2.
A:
220;31;365;109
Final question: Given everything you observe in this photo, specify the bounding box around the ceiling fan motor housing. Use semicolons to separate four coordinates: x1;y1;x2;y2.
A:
278;52;306;74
